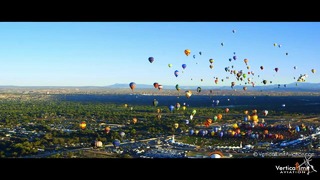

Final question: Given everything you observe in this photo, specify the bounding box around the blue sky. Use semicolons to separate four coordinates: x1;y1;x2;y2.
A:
0;22;319;88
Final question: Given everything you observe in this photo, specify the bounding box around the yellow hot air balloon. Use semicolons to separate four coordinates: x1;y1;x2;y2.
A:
232;123;238;129
124;104;128;108
157;108;161;113
185;90;192;98
251;114;258;121
311;69;316;73
184;49;191;56
244;110;249;115
211;131;215;136
195;130;199;135
182;106;186;111
168;64;172;68
174;123;179;129
79;121;86;130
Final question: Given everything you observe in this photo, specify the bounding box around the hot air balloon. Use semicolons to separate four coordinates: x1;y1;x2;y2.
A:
156;114;162;120
217;114;222;120
175;103;181;110
190;114;193;120
153;99;159;107
209;65;214;69
311;69;316;73
132;117;137;124
243;86;247;91
79;121;86;130
199;51;202;55
197;87;201;93
185;90;192;98
263;110;268;116
232;29;236;33
174;70;179;77
124;104;128;108
231;82;235;88
158;85;163;90
274;68;279;72
221;42;224;46
260;66;264;70
225;108;229;113
182;64;187;70
105;126;111;134
148;57;154;63
233;56;237;60
189;129;194;135
120;132;125;138
193;55;195;59
209;59;214;64
182;106;186;111
153;82;159;89
213;116;218;121
174;123;179;129
244;58;248;65
229;58;232;62
113;139;120;148
185;119;189;125
273;43;277;47
191;109;197;116
169;105;174;112
286;52;288;55
129;82;136;91
184;49;191;56
168;64;172;68
262;80;267;85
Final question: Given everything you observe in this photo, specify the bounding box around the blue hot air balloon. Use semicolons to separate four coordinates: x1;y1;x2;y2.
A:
189;129;194;135
169;105;175;112
113;139;120;148
182;64;187;70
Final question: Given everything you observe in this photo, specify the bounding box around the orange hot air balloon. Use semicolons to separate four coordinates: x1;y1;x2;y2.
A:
225;108;229;113
129;82;136;91
217;114;223;120
132;117;137;124
79;121;86;130
184;49;191;56
264;130;269;135
105;126;111;134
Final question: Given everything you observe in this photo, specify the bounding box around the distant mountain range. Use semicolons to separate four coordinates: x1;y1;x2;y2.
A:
106;82;320;92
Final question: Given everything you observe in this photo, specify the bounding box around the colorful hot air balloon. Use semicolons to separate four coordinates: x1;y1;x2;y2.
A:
197;87;201;93
129;82;136;91
174;70;179;77
244;58;248;65
175;84;180;91
217;114;222;120
153;82;159;89
311;69;316;73
153;99;159;107
184;49;191;56
209;59;214;64
185;90;192;98
148;57;154;63
105;126;111;134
